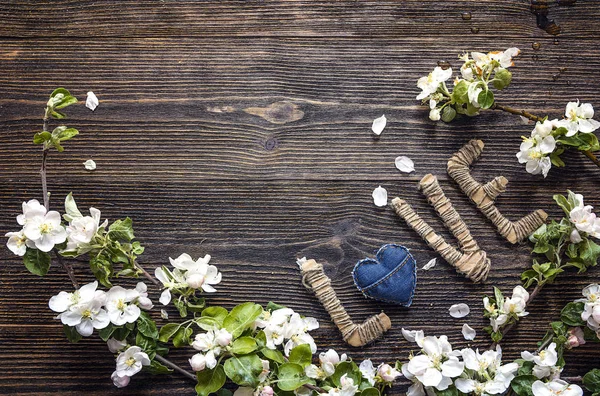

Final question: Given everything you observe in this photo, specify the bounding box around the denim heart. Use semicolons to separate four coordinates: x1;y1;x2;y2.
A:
352;244;417;306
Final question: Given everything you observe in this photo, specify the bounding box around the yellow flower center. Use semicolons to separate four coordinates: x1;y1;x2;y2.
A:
82;309;92;319
125;357;136;367
39;223;52;234
116;299;126;311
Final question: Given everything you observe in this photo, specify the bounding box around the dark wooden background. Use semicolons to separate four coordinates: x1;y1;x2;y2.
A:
1;1;599;394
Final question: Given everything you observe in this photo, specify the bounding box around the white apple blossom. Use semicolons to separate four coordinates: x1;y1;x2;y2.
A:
516;135;555;178
358;359;377;386
21;205;67;252
532;379;583;396
324;374;359;396
562;100;600;137
114;346;150;379
283;312;319;356
405;335;464;390
521;342;561;379
63;206;107;252
189;353;206;371
306;349;348;379
111;370;130;388
417;67;453;100
566;327;586;348
377;363;401;382
105;286;142;326
5;230;28;256
191;328;233;370
401;364;429;396
169;253;222;291
133;282;154;310
577;283;600;335
49;281;109;336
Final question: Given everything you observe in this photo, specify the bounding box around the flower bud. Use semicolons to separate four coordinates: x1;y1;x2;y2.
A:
111;371;130;388
377;363;401;382
215;329;233;347
570;229;582;244
429;108;441;121
107;338;127;353
566;327;586;349
189;353;206;372
186;273;205;289
260;386;274;396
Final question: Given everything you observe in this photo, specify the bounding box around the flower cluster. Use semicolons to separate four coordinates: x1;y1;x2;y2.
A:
401;332;518;395
61;193;108;254
6;199;66;255
517;101;600;177
483;286;529;342
49;281;152;336
190;327;233;370
416;48;519;122
255;307;319;356
521;343;562;380
576;283;600;338
567;193;600;243
155;252;222;316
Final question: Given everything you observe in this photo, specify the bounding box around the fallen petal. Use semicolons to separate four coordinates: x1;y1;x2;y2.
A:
422;258;436;270
449;303;470;318
395;156;415;173
86;91;99;111
372;186;388;207
462;323;476;340
83;159;97;171
372;115;387;135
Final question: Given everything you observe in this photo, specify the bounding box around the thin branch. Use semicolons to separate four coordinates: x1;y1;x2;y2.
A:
154;355;197;382
134;260;160;286
491;283;543;349
41;149;50;210
492;102;543;122
304;384;327;394
582;150;600;169
54;249;79;288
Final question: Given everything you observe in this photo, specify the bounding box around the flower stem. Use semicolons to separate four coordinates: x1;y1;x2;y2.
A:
54;249;79;288
134;260;160;286
304;384;327;394
491;102;543;122
582;150;600;169
153;355;197;382
490;283;543;349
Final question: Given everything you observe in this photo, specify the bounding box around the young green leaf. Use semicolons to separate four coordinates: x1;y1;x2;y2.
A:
147;359;173;375
477;90;495;109
223;302;263;338
277;363;311;391
583;369;600;393
223;354;263;387
231;337;258;355
560;302;586;326
159;323;181;343
196;365;226;396
63;324;82;343
288;344;312;368
137;311;159;339
511;375;536;396
23;248;51;276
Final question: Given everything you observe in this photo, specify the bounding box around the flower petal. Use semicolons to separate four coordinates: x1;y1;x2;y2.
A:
395;156;415;173
372;186;388;207
83;159;97;171
372;115;387;136
86;91;99;111
422;258;436;270
461;323;476;340
449;303;470;318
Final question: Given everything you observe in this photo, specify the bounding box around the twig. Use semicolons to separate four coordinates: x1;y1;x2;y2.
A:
492;102;543;122
304;383;327;394
491;283;543;349
41;149;50;210
54;249;79;288
154;355;197;382
134;260;160;286
582;150;600;169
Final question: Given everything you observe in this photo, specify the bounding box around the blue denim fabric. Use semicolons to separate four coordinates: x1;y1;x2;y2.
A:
352;244;417;306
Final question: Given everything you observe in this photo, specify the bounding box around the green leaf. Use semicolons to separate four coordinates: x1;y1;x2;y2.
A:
277;363;311;391
580;238;600;267
223;302;263;338
550;151;566;167
159;323;181;343
147;359;173;375
493;286;504;306
451;80;469;104
108;218;135;242
584;369;600;393
196;365;226;396
477;90;494;109
98;324;117;342
223;354;263;387
266;301;287;312
136;332;157;359
360;388;380;396
137;311;159;339
63;324;82;343
331;361;361;388
288;344;313;368
33;131;53;145
90;253;113;287
202;306;229;324
260;347;285;364
511;375;536;396
52;126;78;142
553;194;571;216
48;88;78;110
441;106;457;123
560;302;586;326
492;68;512;89
173;298;188;318
434;386;458;396
231;337;258;355
517;360;534;376
173;327;193;348
23;248;51;276
63;192;83;222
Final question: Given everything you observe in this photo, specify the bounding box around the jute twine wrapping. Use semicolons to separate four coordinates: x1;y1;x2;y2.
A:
300;259;391;347
447;139;547;244
391;174;490;283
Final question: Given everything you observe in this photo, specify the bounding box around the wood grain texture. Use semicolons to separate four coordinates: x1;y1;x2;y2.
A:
0;1;599;394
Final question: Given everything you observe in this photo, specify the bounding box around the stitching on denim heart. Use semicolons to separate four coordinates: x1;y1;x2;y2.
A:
359;254;410;292
352;244;417;306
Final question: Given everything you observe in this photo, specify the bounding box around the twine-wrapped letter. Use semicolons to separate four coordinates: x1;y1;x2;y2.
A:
299;258;391;346
447;139;547;244
391;174;490;282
